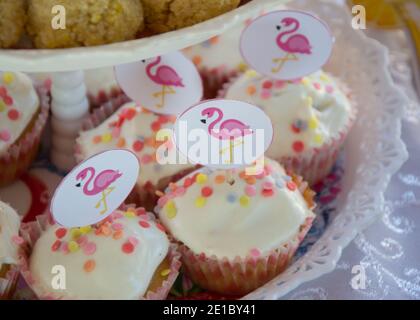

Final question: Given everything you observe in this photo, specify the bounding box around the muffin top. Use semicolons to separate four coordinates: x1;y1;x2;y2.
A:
0;72;39;154
76;102;193;186
156;158;315;260
224;70;353;159
29;209;169;299
0;201;21;266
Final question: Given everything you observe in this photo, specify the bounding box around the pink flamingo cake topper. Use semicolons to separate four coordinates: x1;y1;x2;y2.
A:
145;56;185;108
201;107;253;164
76;167;122;215
272;17;312;73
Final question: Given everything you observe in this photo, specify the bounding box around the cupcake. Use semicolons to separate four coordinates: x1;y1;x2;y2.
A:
19;208;181;299
221;70;356;185
141;0;241;33
76;101;196;208
27;0;145;48
0;71;50;187
155;158;315;295
0;0;26;48
0;201;21;299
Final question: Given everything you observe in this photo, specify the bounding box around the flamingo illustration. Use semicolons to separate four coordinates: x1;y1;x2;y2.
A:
75;167;122;215
272;17;312;73
145;57;185;108
201;107;253;164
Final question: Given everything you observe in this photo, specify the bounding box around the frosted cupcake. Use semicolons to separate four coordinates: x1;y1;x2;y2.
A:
156;158;315;295
221;70;355;185
76;101;196;208
19;208;181;299
0;71;50;187
0;201;21;299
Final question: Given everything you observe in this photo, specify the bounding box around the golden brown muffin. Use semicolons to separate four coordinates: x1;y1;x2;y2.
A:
141;0;241;33
0;0;26;48
27;0;145;48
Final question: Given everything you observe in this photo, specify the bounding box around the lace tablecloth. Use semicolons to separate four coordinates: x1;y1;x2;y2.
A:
282;23;420;299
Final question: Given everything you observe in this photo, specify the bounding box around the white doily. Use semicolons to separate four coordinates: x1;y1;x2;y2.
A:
244;0;409;300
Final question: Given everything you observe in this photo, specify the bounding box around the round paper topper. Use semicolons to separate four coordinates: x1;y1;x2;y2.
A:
240;10;333;80
174;99;273;170
115;51;203;115
51;149;140;228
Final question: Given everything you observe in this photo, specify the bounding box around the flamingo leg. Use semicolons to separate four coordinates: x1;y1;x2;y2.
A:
272;53;299;73
219;139;244;164
95;187;115;215
153;86;176;108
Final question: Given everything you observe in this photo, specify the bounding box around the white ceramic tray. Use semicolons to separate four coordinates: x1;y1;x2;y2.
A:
0;0;285;72
243;0;409;299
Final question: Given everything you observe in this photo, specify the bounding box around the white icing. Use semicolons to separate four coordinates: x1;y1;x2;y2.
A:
30;212;169;300
157;159;314;260
77;102;194;187
84;67;119;97
0;72;39;154
0;201;21;266
224;70;353;159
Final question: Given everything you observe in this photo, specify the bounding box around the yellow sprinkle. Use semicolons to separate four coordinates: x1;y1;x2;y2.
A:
68;241;79;253
124;211;136;218
195;197;207;208
3;72;14;85
70;228;82;240
160;269;171;277
79;226;92;234
245;70;258;79
196;173;208;184
0;101;5;112
305;96;313;107
239;196;250;207
237;62;248;72
165;201;177;219
308;117;319;130
102;133;112;143
320;74;330;82
314;134;324;145
302;78;310;86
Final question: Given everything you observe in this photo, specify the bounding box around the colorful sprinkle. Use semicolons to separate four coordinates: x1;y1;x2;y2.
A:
262;80;273;89
227;193;237;203
160;269;171;277
195;196;207;208
68;241;80;253
308;117;319;129
93;135;102;144
122;242;134;254
196;173;208;184
326;85;334;94
201;186;213;198
151;121;161;132
274;80;286;89
84;260;96;273
313;83;322;90
250;248;261;258
132;140;144;152
139;220;150;228
314;134;324;145
165;201;177;219
156;223;166;232
102;133;112;143
124;210;136;218
83;242;97;256
239;196;250;207
292;141;305;153
51;240;61;252
215;175;226;184
263;181;274;190
7;109;20;121
245;70;258;78
287;181;297;191
245;185;257;197
141;154;153;164
128;236;139;246
0;100;5;112
261;90;271;100
113;230;123;240
117;137;126;148
276;179;285;189
70;228;82;240
3;95;13;106
79;226;92;234
123;108;137;120
0;129;11;142
55;228;67;239
2;72;14;84
262;189;274;197
112;223;123;231
247;85;256;96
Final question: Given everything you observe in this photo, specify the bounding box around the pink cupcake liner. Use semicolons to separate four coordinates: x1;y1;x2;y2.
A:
218;76;357;185
17;207;181;300
0;86;50;187
88;87;123;111
199;66;240;99
178;216;314;296
0;265;20;299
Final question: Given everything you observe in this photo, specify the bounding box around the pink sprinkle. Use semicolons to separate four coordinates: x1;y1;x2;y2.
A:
313;83;322;90
83;242;97;255
128;236;139;246
139;220;150;228
113;212;124;219
245;185;257;197
11;235;24;245
158;196;169;207
263;181;274;190
77;235;88;246
274;80;286;89
261;89;271;100
0;129;11;142
61;242;69;254
112;223;124;231
175;187;186;196
141;154;153;164
326;85;334;94
136;208;146;216
291;78;302;84
111;127;121;138
250;248;261;257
